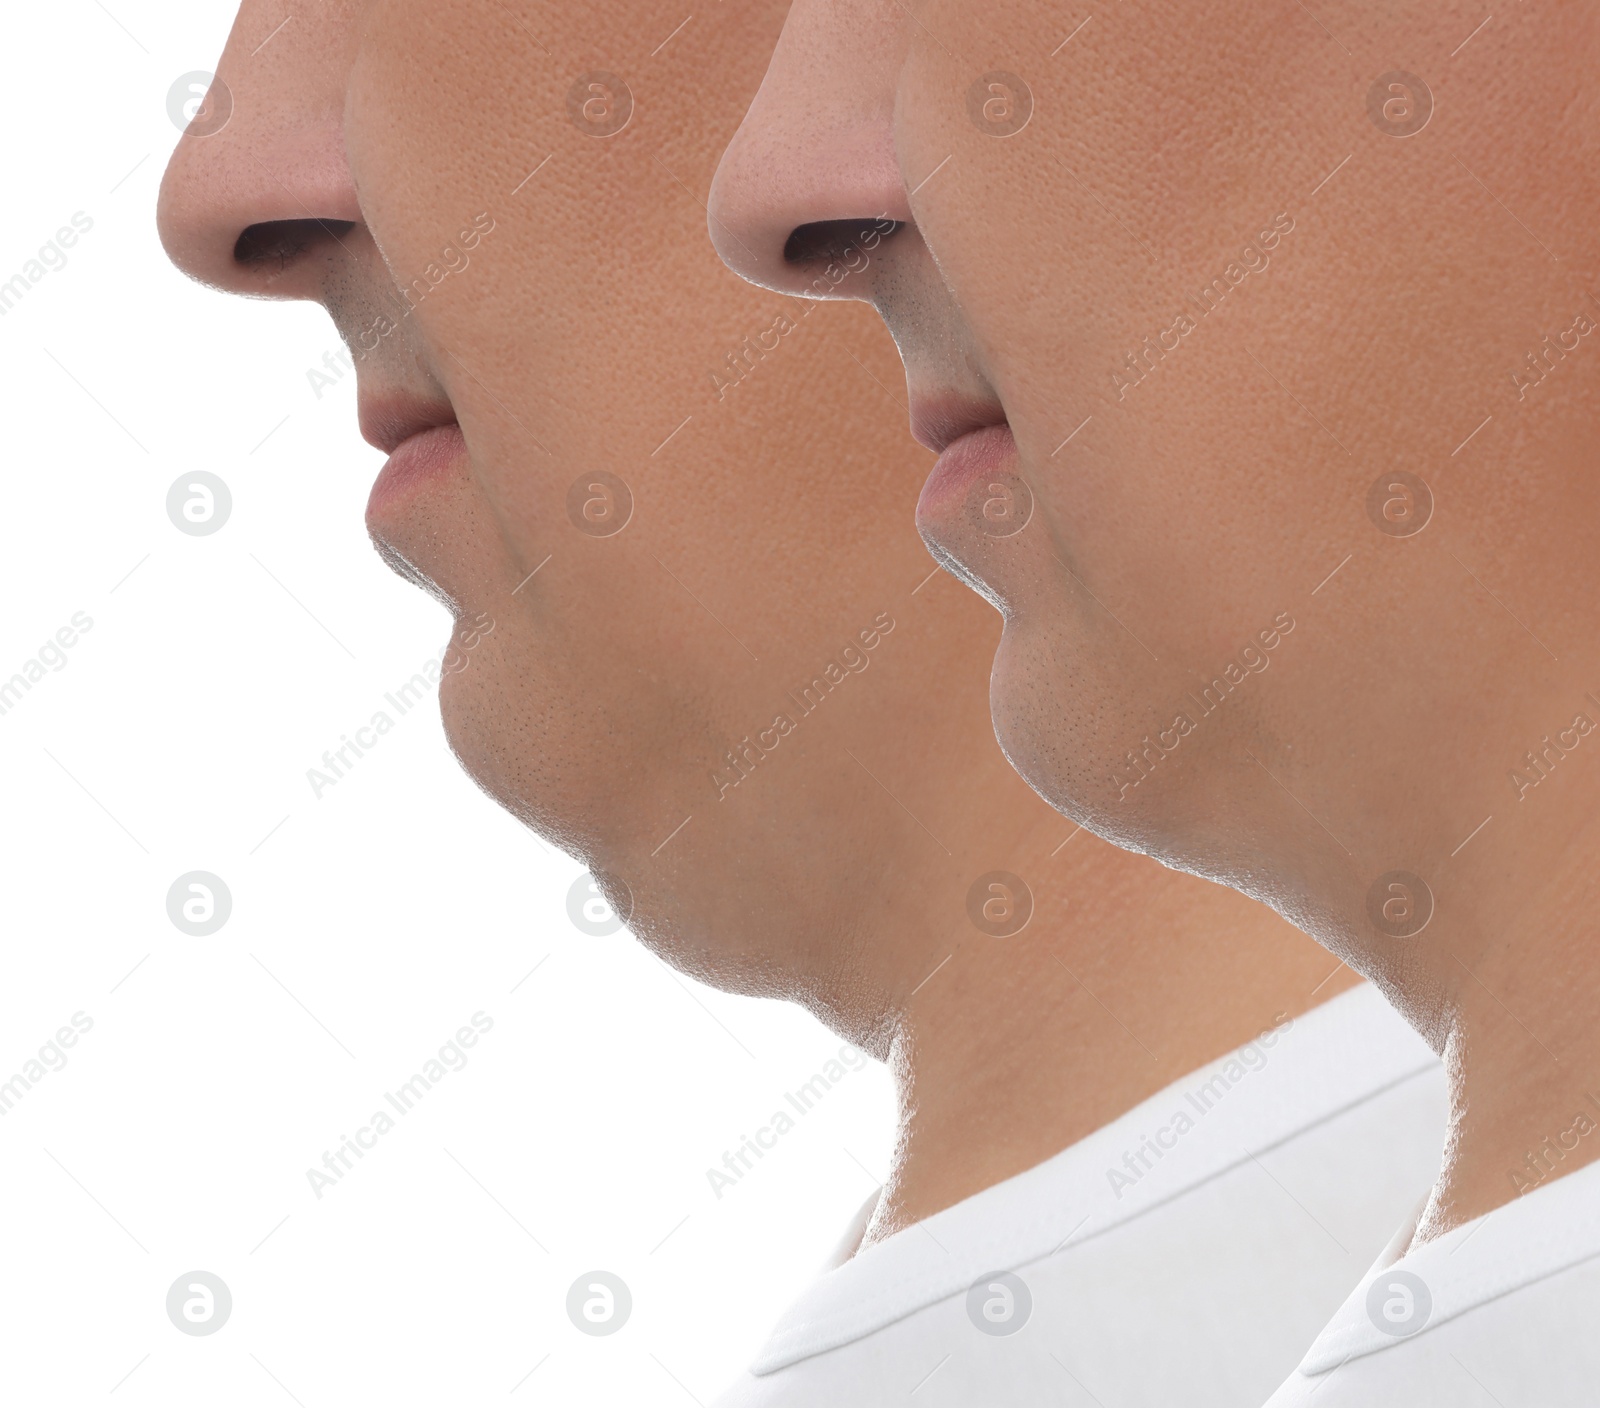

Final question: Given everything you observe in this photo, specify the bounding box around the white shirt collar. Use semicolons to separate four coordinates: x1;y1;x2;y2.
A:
1297;1151;1600;1375
751;983;1437;1374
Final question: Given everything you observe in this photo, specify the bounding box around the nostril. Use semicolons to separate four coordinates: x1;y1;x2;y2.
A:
783;218;904;266
234;218;357;272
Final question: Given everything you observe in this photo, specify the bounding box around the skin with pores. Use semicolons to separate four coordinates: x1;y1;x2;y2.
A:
160;0;1356;1247
711;0;1600;1243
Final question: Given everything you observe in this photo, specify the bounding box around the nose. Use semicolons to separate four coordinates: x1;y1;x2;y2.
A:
157;1;364;302
708;0;912;299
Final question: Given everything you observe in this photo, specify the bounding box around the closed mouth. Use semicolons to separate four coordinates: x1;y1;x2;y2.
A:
909;394;1009;455
358;395;460;456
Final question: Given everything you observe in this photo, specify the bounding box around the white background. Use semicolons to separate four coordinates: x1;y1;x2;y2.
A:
0;3;895;1403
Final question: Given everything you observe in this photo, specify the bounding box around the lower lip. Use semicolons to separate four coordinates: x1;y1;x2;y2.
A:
916;422;1019;523
366;423;467;520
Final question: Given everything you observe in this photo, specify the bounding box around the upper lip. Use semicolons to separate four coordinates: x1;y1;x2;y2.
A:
908;393;1009;455
358;394;459;455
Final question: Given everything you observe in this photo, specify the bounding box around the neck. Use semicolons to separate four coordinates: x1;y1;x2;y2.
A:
858;819;1355;1248
1401;793;1600;1245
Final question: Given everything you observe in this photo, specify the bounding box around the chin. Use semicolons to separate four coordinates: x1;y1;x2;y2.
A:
435;645;609;860
987;621;1115;824
987;620;1199;864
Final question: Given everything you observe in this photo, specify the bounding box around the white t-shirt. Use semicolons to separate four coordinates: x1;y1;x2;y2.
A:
713;984;1446;1408
1263;1151;1600;1406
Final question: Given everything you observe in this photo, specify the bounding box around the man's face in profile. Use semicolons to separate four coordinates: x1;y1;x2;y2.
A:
714;1;1600;921
158;0;1023;1032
